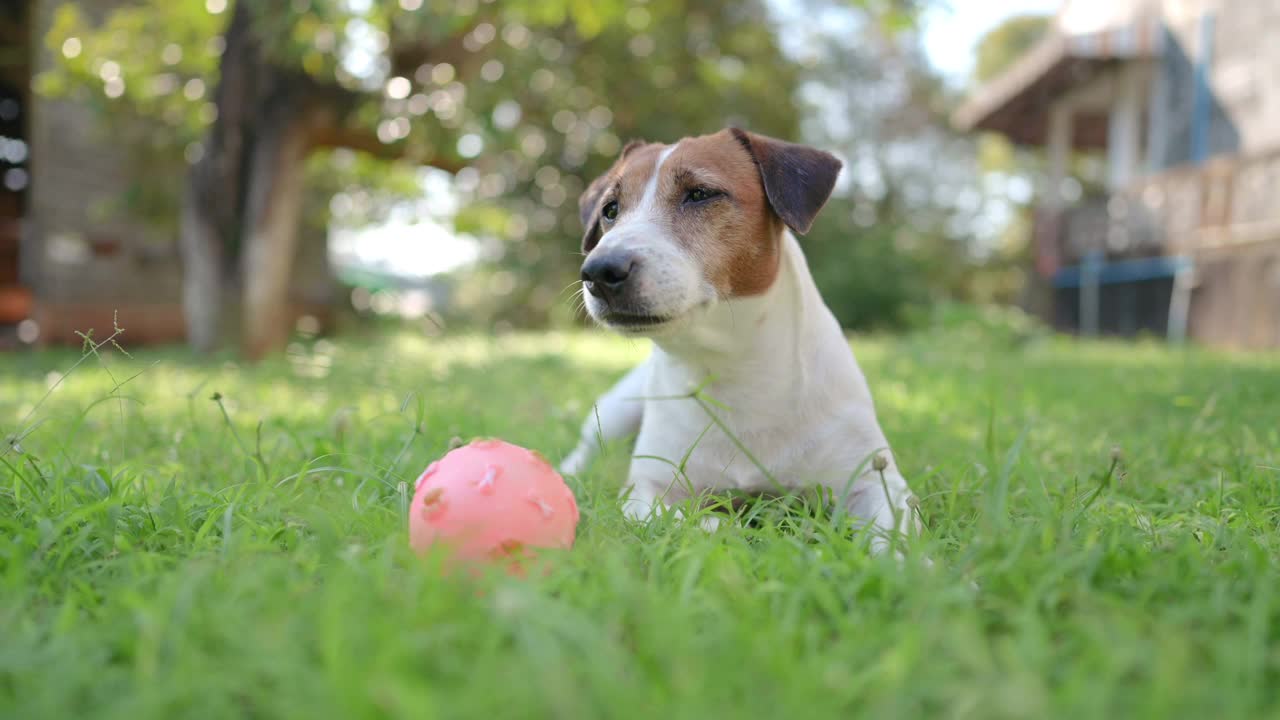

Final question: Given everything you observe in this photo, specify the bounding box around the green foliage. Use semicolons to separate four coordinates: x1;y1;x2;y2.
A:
906;300;1050;351
973;14;1051;84
3;328;1280;718
786;7;997;326
803;203;934;330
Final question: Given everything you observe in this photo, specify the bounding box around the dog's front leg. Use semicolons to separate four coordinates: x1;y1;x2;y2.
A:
559;361;648;476
620;460;723;531
838;457;921;557
619;475;663;522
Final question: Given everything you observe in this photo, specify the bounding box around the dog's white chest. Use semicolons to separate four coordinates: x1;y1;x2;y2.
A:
633;346;876;499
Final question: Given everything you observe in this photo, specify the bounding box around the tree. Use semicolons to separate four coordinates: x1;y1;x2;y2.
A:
973;14;1051;85
41;0;815;357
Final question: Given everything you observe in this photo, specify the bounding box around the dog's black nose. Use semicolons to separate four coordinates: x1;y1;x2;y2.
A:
581;252;635;300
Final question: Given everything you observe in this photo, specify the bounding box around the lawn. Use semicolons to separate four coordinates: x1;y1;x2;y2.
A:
2;321;1279;719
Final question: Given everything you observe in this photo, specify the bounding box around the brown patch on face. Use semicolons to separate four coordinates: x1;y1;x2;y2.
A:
659;129;782;297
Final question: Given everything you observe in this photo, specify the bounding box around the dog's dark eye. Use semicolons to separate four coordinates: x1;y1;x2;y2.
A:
602;200;619;221
684;187;719;204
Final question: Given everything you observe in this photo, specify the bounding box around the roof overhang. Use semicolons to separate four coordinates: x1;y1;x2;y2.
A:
952;16;1163;148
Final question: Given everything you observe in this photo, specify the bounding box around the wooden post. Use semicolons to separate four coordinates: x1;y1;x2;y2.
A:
1167;263;1193;344
1108;65;1143;191
1080;250;1102;337
1047;103;1100;337
1046;104;1072;214
1145;58;1168;174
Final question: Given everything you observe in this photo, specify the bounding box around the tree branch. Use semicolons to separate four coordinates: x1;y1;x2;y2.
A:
386;10;498;80
305;82;465;174
308;122;465;175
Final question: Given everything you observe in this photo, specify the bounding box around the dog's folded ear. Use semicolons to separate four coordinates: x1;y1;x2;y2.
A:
729;128;842;236
578;139;649;252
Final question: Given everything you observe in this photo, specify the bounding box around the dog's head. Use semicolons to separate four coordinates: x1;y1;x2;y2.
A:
575;128;842;335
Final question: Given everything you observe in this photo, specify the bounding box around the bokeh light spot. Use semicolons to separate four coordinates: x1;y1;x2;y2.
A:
457;134;484;158
480;60;504;83
386;76;411;99
492;100;521;130
183;78;206;101
16;320;39;344
430;63;455;85
162;43;183;65
3;168;29;192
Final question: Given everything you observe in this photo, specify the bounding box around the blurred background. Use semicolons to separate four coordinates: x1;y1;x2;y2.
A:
0;0;1276;359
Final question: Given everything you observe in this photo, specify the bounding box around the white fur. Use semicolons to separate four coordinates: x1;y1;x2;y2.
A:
564;226;920;555
638;144;678;212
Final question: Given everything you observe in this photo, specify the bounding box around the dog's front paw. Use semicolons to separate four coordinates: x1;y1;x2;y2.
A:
621;493;656;522
696;514;724;532
559;447;588;476
672;507;723;532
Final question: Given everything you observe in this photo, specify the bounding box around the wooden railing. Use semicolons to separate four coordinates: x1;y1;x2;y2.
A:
1041;145;1280;269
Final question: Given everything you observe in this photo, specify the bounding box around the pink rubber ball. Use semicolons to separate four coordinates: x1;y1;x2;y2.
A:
409;439;579;573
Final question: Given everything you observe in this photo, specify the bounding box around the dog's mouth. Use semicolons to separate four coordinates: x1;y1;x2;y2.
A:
592;297;718;335
599;311;674;331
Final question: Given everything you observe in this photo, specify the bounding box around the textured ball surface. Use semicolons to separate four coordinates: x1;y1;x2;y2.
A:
409;439;578;571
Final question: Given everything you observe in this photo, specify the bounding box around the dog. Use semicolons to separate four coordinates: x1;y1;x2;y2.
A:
559;128;920;553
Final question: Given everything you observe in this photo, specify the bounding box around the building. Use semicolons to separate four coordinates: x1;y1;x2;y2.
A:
1;0;334;350
955;0;1280;349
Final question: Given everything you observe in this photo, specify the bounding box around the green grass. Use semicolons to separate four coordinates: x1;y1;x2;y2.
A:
2;324;1279;719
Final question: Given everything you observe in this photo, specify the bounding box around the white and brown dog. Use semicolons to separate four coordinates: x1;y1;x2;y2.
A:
560;128;919;553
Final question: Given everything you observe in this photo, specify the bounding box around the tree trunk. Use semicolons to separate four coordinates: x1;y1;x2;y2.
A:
179;1;319;358
239;107;313;361
178;1;257;353
178;192;224;352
